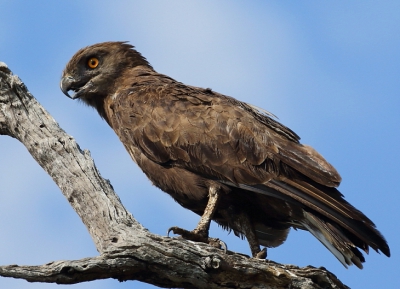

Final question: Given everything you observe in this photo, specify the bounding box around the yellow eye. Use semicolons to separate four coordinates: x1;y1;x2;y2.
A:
87;57;99;69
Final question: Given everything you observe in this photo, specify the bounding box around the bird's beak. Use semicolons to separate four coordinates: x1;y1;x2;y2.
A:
60;75;78;99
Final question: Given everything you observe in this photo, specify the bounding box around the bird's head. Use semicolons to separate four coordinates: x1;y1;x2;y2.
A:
60;41;152;107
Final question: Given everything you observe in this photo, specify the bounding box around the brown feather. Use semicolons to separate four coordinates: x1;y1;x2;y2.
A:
61;41;390;268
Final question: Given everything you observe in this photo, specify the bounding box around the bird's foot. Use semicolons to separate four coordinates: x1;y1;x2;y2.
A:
167;226;227;252
253;247;267;259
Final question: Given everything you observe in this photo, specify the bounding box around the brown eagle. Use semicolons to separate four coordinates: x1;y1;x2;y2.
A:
61;42;389;268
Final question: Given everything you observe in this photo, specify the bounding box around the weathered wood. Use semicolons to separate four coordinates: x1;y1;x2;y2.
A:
0;61;349;289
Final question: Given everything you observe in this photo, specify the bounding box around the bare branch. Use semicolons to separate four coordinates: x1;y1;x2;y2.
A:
0;246;348;289
0;61;349;289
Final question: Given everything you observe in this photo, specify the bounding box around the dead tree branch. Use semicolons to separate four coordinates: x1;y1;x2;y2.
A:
0;62;349;289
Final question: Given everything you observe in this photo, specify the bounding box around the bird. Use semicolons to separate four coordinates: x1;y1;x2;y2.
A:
60;41;390;268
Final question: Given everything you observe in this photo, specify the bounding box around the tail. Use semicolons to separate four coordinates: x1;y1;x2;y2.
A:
220;178;390;268
301;210;364;268
267;179;390;268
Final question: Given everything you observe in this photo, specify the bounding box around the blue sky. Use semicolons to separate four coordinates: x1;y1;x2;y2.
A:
0;1;399;288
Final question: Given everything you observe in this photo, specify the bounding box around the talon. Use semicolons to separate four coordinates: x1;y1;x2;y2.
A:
166;226;227;253
166;226;207;242
254;247;267;259
220;240;228;253
167;226;178;237
208;238;227;252
204;238;227;253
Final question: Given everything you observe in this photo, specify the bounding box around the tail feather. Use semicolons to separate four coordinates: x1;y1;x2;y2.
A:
219;178;390;268
267;179;390;258
302;211;364;268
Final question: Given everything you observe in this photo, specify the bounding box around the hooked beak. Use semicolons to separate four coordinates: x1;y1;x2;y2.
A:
60;75;78;99
60;75;93;99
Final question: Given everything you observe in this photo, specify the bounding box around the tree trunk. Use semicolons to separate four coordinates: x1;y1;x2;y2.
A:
0;62;349;289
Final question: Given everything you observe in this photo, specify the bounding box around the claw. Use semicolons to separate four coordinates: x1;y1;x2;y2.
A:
167;226;177;237
221;240;227;253
166;226;227;253
167;226;206;242
212;239;227;253
254;247;267;259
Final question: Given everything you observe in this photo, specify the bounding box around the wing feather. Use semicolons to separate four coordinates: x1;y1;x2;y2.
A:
64;43;389;268
104;69;389;266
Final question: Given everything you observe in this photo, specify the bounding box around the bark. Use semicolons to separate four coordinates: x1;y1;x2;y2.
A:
0;62;349;289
